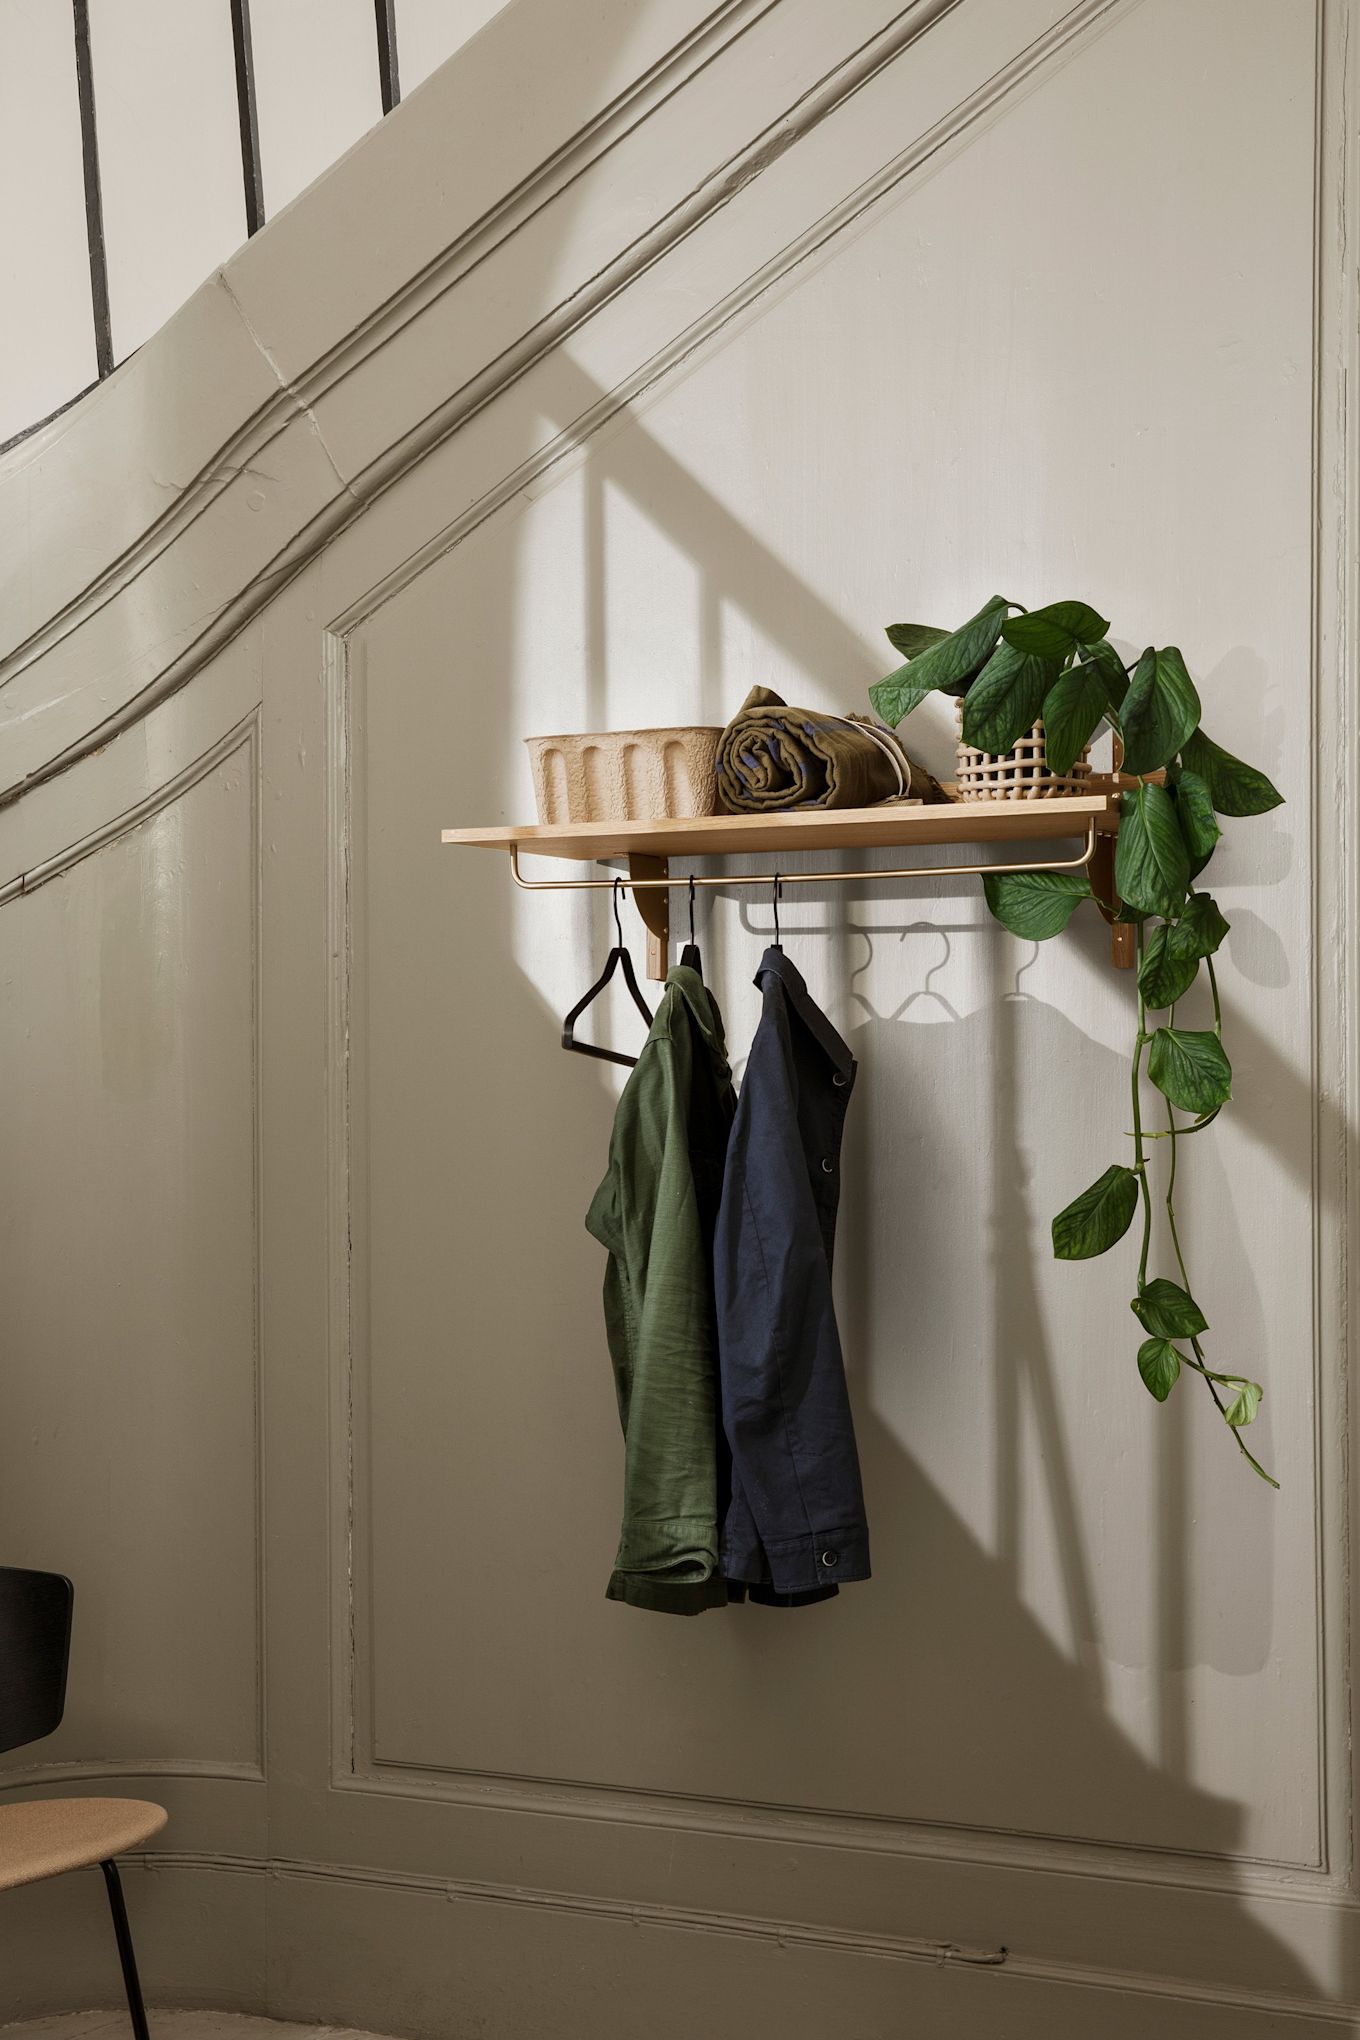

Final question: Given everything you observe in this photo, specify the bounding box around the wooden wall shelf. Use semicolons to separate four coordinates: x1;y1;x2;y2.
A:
441;793;1131;976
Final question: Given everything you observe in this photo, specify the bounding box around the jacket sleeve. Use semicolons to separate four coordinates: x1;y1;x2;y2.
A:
714;1020;869;1597
608;1027;723;1609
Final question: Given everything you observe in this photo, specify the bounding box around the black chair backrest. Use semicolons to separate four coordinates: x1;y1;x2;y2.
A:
0;1568;73;1755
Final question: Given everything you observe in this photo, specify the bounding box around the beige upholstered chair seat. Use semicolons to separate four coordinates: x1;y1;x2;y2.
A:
0;1798;166;1892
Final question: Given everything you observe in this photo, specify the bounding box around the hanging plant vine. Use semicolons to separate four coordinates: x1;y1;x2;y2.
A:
870;599;1284;1484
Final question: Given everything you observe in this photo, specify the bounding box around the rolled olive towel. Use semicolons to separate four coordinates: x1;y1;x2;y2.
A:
716;686;942;813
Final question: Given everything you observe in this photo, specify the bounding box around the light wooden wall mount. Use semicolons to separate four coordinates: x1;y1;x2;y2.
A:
442;793;1131;978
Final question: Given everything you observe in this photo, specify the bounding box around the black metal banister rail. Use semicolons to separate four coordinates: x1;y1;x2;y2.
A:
2;0;405;454
375;0;401;114
229;0;265;238
71;0;112;380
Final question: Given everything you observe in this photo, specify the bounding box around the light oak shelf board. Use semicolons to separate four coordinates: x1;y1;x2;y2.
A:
442;793;1131;976
440;794;1118;863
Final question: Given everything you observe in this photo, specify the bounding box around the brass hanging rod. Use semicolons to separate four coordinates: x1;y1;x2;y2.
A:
506;824;1101;978
506;823;1098;896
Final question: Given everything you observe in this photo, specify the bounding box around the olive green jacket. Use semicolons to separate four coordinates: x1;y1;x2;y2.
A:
585;965;735;1615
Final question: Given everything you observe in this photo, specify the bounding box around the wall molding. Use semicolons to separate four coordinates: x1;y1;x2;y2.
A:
328;0;1125;635
322;0;1351;1910
0;713;259;903
3;0;1350;2023
121;1846;1360;2029
332;1757;1338;1904
0;0;1107;809
0;710;270;1786
0;1;776;706
1;1758;265;1787
1308;0;1359;1905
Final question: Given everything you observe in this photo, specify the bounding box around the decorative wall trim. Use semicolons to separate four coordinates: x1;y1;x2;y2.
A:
3;0;1346;2021
1;1758;266;1786
3;0;1105;809
125;1846;1360;2028
1308;0;1359;1901
0;710;269;1785
324;0;1350;1904
323;625;364;1788
0;714;259;903
329;0;1124;634
0;0;781;794
0;0;774;669
333;1758;1333;1903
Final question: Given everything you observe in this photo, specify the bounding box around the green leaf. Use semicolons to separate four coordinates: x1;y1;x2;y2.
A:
1224;1380;1262;1427
1131;1278;1209;1339
1001;601;1111;659
1173;768;1221;875
1137;1336;1182;1402
961;642;1059;753
1180;727;1284;817
982;869;1090;939
885;622;949;659
869;667;933;727
894;596;1010;697
1081;639;1131;723
1137;924;1200;1008
1040;662;1109;776
872;601;1011;725
1118;647;1201;776
1148;1027;1233;1113
1115;782;1189;917
1052;1164;1140;1260
1170;892;1230;961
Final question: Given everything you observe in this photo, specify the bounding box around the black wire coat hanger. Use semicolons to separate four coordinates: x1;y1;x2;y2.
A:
770;870;783;951
680;874;703;977
561;878;654;1068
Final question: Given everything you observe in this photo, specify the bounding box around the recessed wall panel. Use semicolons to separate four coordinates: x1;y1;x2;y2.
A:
0;746;260;1770
356;0;1319;1865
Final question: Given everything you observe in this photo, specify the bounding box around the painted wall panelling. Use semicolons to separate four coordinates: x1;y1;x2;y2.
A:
288;0;1359;2020
0;0;780;769
1;0;574;448
0;0;1356;2032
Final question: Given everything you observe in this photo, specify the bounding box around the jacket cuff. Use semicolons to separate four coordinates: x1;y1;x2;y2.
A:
606;1569;729;1616
723;1525;870;1597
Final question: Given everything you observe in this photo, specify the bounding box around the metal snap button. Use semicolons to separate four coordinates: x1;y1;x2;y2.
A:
820;1549;839;1568
821;1158;834;1174
832;1072;848;1087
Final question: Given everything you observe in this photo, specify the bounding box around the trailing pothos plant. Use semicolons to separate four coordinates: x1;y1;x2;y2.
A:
870;596;1284;1484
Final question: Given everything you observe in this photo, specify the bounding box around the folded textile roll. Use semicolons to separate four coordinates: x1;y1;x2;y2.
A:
716;686;943;813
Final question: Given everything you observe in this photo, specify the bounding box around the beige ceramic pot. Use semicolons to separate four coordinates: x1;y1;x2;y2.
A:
525;725;722;824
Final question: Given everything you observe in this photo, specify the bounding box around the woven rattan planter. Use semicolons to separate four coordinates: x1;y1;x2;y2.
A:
954;700;1094;801
526;725;721;826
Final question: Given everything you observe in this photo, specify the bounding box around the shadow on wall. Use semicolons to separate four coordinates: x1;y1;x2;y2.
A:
403;906;1335;2016
358;176;1339;2025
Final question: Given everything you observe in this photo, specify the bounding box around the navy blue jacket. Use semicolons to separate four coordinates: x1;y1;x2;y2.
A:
714;946;870;1603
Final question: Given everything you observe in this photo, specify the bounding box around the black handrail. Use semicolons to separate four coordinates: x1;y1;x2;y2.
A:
2;0;405;453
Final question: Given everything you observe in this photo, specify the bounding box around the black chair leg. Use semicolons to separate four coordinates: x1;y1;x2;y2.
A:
100;1858;151;2040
